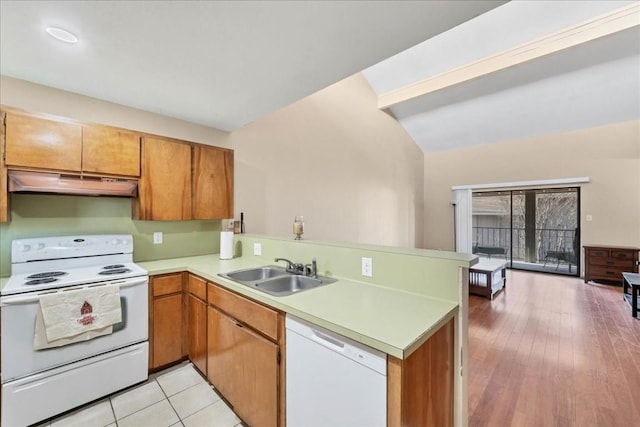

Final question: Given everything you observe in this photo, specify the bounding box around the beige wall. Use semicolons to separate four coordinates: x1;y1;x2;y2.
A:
0;73;424;249
231;73;424;247
424;120;640;256
0;75;231;148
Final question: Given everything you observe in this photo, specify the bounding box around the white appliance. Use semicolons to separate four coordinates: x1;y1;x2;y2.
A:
1;234;149;427
285;315;387;427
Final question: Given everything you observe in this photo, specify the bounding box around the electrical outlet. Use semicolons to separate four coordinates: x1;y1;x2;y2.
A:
153;232;163;244
362;257;373;277
586;214;593;222
254;243;262;256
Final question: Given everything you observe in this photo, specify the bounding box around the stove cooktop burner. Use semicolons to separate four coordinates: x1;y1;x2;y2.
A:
3;234;147;297
25;277;59;286
103;264;126;270
98;268;132;276
27;271;68;279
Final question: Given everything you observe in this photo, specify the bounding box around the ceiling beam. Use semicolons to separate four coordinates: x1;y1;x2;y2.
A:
378;3;640;110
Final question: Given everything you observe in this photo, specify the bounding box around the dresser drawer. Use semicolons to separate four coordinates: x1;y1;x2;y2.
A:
588;249;610;258
207;283;279;341
589;266;624;280
588;256;635;268
611;250;636;260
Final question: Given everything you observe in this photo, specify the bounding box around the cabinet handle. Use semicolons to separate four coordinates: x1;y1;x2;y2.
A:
235;322;243;328
606;260;614;265
606;271;614;275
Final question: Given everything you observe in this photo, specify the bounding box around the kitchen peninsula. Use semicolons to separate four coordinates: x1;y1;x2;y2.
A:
139;234;477;427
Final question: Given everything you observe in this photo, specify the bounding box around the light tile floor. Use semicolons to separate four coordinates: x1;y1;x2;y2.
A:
40;362;243;427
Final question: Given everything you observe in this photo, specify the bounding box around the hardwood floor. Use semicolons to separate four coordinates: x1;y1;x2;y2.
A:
468;270;640;427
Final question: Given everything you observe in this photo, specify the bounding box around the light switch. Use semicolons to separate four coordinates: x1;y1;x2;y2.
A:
254;243;262;256
153;232;163;244
586;214;593;222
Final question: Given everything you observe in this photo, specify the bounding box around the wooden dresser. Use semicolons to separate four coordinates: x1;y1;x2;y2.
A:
583;245;640;285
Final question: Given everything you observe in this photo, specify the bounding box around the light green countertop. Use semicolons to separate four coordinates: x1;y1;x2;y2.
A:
139;254;458;359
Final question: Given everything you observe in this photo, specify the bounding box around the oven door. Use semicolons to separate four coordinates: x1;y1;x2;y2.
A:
1;276;148;382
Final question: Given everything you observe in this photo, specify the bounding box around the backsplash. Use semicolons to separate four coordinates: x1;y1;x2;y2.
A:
0;194;222;277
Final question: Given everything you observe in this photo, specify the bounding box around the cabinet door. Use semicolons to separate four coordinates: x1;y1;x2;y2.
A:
188;294;207;375
193;145;233;220
1;111;8;222
207;307;278;427
152;293;183;369
82;125;141;176
136;137;192;220
5;113;82;171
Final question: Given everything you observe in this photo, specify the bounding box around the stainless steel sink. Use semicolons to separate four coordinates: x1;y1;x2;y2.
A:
221;266;288;282
219;266;336;296
255;274;335;296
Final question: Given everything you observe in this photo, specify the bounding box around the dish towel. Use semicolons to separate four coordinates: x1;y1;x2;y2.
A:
34;284;122;350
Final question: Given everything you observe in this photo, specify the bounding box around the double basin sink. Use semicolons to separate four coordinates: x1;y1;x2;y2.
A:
219;266;337;297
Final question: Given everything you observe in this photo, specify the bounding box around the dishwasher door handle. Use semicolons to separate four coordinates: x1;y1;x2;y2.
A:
311;329;346;352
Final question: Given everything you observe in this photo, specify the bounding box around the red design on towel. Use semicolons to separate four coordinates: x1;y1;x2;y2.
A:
78;301;96;325
81;301;92;314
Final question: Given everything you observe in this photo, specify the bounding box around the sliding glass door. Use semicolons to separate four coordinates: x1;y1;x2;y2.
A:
472;187;580;276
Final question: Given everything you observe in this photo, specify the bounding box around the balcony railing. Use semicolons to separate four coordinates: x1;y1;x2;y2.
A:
472;227;577;262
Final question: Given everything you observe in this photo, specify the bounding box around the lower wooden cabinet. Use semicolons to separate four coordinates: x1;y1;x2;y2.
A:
207;306;279;427
148;272;455;427
187;287;208;374
150;273;185;370
387;317;454;427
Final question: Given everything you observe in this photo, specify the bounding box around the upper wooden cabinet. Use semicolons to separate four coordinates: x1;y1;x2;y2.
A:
1;107;234;223
136;136;192;220
193;145;233;220
82;126;140;176
3;110;141;177
0;111;8;223
135;137;234;221
5;113;82;172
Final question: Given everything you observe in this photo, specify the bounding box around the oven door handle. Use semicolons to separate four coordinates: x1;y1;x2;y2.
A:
2;294;51;305
1;277;148;306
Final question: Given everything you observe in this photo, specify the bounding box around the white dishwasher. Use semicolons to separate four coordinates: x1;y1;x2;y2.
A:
286;315;387;427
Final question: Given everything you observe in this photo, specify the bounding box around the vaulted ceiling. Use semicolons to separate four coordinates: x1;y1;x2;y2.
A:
363;1;640;152
0;0;505;131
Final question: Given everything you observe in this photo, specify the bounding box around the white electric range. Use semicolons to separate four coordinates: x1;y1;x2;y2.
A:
1;234;149;426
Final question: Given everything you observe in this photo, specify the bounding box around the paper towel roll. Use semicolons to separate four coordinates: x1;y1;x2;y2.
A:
220;231;234;260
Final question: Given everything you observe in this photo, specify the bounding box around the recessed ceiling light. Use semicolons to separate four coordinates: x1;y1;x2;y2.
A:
45;27;78;44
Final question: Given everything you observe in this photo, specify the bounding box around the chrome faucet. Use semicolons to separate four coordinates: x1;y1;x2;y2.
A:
275;257;318;277
275;257;304;274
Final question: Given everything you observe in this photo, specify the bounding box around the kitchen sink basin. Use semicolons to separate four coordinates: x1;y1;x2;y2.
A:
255;275;332;296
219;266;337;296
221;266;288;282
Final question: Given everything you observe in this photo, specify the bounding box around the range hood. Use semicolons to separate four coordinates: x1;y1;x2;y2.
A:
8;170;138;197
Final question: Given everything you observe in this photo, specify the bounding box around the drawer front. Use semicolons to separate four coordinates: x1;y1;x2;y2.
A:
589;256;635;268
188;275;207;300
611;250;637;260
589;266;624;280
587;249;610;258
208;284;278;341
153;273;183;296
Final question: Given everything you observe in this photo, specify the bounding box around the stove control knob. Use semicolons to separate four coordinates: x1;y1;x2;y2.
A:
21;244;31;252
36;243;45;250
